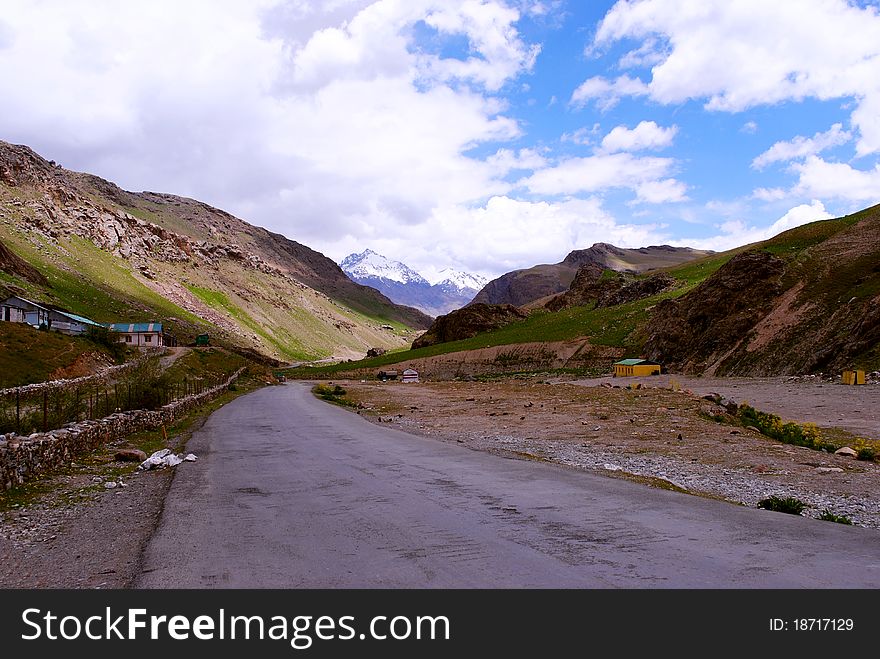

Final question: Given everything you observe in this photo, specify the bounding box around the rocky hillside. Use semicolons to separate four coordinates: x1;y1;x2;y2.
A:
545;263;675;312
0;140;428;361
644;206;880;375
341;249;485;316
411;303;528;349
471;243;710;307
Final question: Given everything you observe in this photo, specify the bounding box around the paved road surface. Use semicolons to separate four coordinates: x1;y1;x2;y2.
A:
138;382;880;588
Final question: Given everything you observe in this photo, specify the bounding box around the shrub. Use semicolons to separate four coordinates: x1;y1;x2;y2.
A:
757;495;806;515
857;446;876;462
818;510;853;525
738;404;837;452
312;383;355;407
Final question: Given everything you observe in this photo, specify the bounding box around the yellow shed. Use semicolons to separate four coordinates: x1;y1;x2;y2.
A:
842;370;865;385
613;359;662;377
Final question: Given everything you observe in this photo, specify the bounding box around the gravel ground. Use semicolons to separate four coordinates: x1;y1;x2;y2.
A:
0;461;173;588
341;378;880;529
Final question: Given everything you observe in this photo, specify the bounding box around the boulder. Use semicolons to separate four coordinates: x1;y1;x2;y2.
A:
115;448;147;462
834;447;858;457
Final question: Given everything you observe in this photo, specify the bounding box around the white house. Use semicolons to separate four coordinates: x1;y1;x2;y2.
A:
107;322;164;347
1;295;50;327
402;368;419;383
47;309;102;335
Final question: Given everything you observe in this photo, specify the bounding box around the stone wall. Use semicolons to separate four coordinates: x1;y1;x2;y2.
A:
0;367;246;490
0;350;157;398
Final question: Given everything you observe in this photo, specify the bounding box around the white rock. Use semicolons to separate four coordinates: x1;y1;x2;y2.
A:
834;447;858;457
183;453;198;462
603;463;622;472
815;467;844;473
103;481;117;489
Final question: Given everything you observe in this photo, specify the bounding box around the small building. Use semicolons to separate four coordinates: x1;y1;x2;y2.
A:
402;368;419;383
107;322;164;347
613;359;662;377
1;297;27;323
195;333;210;347
842;370;866;385
47;309;101;336
378;370;398;381
1;295;50;328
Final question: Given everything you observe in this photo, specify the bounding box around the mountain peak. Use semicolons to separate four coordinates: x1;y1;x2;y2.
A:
341;251;486;315
340;250;428;285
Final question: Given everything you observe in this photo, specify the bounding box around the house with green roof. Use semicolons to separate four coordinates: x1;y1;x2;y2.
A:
106;322;165;348
613;358;662;377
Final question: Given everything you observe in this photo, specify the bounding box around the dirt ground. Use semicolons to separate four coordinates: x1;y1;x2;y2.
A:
339;377;880;528
0;444;174;588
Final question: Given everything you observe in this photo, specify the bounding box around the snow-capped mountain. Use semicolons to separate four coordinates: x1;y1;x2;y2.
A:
431;268;487;293
340;249;427;285
341;250;484;317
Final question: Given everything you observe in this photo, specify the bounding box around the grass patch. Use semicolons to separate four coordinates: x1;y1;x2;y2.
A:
818;510;853;525
312;383;356;407
757;495;806;515
737;404;840;453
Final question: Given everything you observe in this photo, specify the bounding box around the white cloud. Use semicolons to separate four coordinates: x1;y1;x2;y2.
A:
741;121;758;134
390;196;670;275
561;124;599;145
634;178;688;204
752;123;851;169
591;0;880;155
570;74;649;111
486;147;548;175
521;152;679;197
600;121;678;153
675;200;833;251
752;187;788;202
792;155;880;202
0;0;542;259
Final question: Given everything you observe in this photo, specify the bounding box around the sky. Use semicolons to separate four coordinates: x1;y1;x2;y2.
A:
1;0;879;281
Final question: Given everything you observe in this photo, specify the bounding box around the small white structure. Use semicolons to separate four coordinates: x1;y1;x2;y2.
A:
107;322;164;347
1;298;27;323
402;368;419;383
1;295;50;327
47;309;101;335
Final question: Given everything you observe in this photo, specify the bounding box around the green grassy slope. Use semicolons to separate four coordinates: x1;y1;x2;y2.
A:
0;322;117;388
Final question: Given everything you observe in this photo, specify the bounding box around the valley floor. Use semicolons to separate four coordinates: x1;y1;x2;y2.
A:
341;377;880;528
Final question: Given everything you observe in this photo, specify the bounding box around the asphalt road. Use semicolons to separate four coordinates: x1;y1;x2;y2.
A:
138;382;880;588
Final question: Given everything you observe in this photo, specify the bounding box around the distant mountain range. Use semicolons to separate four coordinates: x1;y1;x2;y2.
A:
341;250;486;316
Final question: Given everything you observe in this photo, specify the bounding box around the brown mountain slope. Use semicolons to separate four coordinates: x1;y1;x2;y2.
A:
411;303;528;349
0;140;428;361
0;140;430;330
471;243;711;307
644;206;880;375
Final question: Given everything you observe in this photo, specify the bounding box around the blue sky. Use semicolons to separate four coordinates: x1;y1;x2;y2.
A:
1;1;879;280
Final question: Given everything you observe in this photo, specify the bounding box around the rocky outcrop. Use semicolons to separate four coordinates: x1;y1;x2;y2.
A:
412;303;528;349
599;273;675;307
643;251;786;374
545;263;676;312
0;238;47;286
